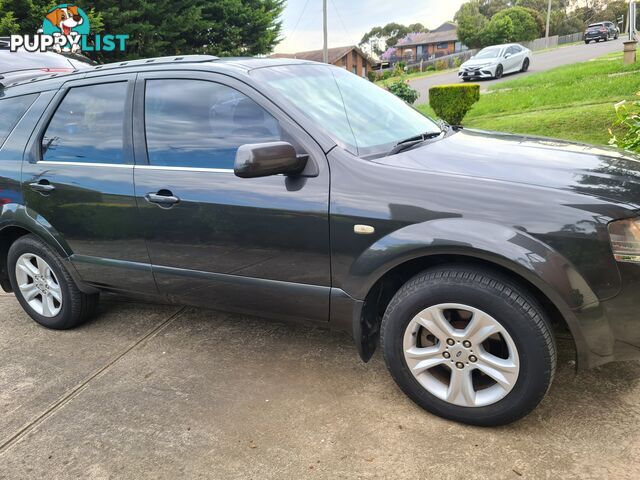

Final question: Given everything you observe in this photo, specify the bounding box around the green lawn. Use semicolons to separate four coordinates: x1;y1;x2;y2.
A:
375;68;454;87
416;49;640;146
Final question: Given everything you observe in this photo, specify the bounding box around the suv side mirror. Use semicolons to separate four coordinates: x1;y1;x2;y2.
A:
234;141;309;178
504;52;512;58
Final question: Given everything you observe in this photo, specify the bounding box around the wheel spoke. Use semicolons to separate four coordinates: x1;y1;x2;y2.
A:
464;311;501;345
19;284;40;301
48;286;62;303
415;306;456;343
17;258;38;277
446;367;476;406
475;351;518;389
41;294;54;317
35;256;47;276
405;346;445;375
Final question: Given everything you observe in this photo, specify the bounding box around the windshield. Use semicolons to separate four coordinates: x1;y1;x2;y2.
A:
475;46;503;59
251;64;440;157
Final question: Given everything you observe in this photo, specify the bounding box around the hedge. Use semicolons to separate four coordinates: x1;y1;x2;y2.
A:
429;84;480;125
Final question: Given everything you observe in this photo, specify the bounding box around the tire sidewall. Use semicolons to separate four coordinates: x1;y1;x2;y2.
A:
382;275;554;425
8;237;75;329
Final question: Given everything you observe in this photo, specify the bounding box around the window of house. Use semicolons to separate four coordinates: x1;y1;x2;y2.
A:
42;82;128;164
144;79;282;169
436;42;449;50
0;94;38;149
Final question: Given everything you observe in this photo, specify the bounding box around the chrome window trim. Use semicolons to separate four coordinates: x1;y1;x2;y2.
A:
135;165;235;173
37;161;134;169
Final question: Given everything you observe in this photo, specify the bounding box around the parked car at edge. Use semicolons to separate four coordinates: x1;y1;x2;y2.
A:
458;43;531;81
2;55;640;427
0;37;95;86
584;21;620;43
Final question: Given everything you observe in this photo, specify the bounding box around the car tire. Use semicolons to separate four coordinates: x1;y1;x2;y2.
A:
380;266;557;426
8;235;99;330
494;64;503;79
520;58;530;72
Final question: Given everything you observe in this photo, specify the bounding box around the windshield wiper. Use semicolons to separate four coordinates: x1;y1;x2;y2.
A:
386;131;442;156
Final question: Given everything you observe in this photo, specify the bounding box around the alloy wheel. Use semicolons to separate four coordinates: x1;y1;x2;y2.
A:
402;303;519;407
15;253;63;318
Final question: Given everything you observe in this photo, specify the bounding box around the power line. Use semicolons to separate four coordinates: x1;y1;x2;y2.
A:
288;0;312;43
330;0;358;45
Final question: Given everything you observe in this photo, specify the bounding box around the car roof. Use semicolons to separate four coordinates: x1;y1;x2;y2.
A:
0;54;319;96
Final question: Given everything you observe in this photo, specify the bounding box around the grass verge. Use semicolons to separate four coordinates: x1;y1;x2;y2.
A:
416;48;639;145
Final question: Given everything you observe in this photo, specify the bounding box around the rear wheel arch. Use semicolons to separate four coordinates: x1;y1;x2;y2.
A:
0;226;32;292
356;254;577;364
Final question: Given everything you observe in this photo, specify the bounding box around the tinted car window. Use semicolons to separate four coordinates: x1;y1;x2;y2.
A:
42;82;128;164
0;94;38;149
145;79;282;169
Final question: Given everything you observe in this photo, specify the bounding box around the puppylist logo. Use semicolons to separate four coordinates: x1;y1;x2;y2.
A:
10;4;128;54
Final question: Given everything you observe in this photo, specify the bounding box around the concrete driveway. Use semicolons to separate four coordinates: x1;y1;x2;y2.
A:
411;38;626;103
1;290;639;479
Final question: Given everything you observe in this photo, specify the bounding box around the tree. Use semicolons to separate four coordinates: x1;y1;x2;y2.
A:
455;1;489;49
1;0;284;61
482;14;515;45
478;0;513;19
359;22;427;57
491;6;540;41
0;10;20;36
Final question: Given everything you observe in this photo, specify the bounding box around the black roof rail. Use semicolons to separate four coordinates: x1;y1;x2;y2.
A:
89;54;219;72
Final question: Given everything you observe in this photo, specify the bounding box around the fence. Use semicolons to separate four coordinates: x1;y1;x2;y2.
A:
558;32;584;45
521;35;558;51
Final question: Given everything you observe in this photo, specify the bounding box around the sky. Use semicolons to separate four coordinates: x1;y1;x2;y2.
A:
274;0;468;53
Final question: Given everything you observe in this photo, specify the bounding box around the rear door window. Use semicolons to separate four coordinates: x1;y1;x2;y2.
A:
41;82;129;164
144;79;282;169
0;94;38;149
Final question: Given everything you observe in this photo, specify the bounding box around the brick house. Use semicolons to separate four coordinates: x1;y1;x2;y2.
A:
271;46;372;78
392;22;467;63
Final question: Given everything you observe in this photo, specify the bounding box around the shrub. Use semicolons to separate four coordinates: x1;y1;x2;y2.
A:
435;59;448;70
388;80;420;105
426;65;436;72
367;70;378;82
609;94;640;153
453;57;463;68
381;70;393;80
429;84;480;125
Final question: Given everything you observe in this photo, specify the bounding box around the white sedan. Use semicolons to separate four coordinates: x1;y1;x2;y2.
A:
458;43;531;81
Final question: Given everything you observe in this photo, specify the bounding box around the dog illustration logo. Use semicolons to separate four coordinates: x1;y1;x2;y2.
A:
42;4;90;53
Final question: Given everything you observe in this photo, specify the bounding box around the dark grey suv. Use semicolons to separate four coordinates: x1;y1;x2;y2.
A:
1;55;640;426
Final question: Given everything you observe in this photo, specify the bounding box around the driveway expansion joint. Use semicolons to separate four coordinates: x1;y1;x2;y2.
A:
0;306;187;455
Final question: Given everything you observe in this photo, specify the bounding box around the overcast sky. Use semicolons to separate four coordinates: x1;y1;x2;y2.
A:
274;0;467;53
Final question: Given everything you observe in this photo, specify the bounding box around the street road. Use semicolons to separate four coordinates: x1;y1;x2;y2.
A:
411;38;626;103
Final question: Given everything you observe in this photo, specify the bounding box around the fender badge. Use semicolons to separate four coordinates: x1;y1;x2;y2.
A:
354;224;375;235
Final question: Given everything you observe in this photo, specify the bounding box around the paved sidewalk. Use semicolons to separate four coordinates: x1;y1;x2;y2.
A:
1;293;639;479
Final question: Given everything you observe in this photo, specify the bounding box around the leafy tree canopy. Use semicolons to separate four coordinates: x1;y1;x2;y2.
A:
0;0;285;61
359;22;427;57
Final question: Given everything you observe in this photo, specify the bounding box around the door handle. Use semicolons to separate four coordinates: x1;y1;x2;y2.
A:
29;181;55;194
145;191;180;207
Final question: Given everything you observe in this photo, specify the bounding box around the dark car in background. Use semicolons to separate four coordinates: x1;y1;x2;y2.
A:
1;55;640;427
585;21;620;43
0;37;95;86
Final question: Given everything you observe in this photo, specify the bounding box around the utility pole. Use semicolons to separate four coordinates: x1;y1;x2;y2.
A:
545;0;552;48
322;0;328;63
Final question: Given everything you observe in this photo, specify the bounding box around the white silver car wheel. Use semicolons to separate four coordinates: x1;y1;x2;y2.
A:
15;253;63;318
403;303;520;407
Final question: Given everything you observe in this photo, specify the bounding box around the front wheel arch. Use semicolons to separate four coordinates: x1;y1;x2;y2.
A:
356;254;576;365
